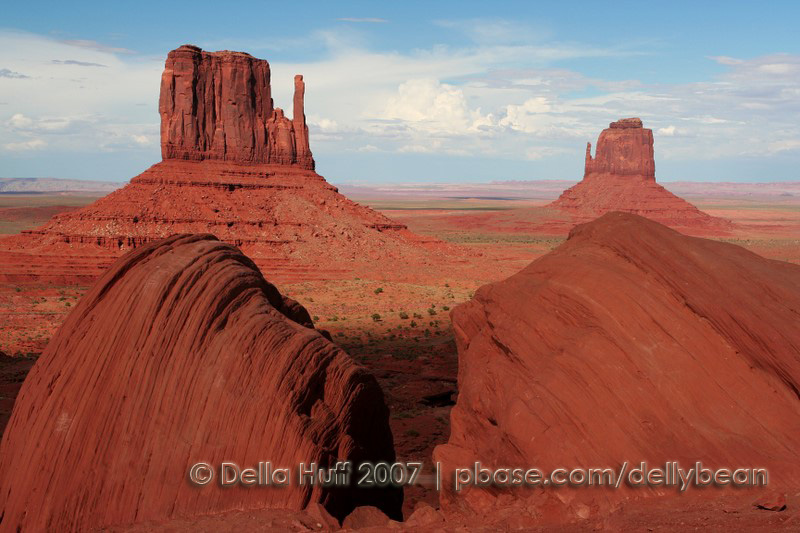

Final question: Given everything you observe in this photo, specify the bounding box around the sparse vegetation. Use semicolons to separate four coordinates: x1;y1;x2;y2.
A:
371;313;381;322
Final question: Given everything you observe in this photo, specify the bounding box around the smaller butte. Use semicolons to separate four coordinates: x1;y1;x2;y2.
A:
548;118;733;233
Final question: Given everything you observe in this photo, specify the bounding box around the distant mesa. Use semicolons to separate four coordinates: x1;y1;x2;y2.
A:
0;234;403;530
0;45;444;285
548;118;732;232
435;212;800;519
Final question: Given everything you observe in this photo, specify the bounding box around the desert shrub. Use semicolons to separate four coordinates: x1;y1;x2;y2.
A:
371;313;381;322
442;305;450;311
405;429;420;437
427;308;437;316
399;311;409;319
410;320;417;328
374;287;384;295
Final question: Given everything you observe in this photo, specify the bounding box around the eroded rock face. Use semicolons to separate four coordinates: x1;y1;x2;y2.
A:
584;117;655;181
0;234;402;530
549;118;731;231
159;45;314;169
436;212;800;517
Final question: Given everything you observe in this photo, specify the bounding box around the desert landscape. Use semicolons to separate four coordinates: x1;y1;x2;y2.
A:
2;6;800;531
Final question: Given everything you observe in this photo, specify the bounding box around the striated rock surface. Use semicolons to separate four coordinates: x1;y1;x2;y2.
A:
436;212;800;517
0;234;402;531
0;45;448;285
160;45;313;169
549;118;731;232
584;117;655;180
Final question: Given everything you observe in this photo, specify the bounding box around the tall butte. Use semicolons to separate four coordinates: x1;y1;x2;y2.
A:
548;118;732;233
0;45;442;284
159;45;314;168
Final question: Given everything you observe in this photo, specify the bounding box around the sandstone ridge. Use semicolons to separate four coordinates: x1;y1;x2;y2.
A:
436;212;800;518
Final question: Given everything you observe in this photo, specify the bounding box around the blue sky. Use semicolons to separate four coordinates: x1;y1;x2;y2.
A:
1;0;800;184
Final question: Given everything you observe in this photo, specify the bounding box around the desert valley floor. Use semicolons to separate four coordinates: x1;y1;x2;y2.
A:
1;184;799;526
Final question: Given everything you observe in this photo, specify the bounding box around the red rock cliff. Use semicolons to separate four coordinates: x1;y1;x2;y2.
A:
584;117;655;181
159;44;314;169
0;234;401;530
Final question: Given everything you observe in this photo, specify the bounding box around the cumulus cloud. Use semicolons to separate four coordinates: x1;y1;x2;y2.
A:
381;78;494;135
7;113;33;128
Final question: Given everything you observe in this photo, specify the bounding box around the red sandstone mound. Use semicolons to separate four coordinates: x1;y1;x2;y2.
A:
0;45;445;285
0;234;402;531
435;212;800;519
548;118;732;232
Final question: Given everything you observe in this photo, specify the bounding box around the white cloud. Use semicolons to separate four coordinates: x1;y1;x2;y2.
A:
0;30;162;156
768;139;800;154
381;78;494;135
5;138;46;151
7;113;33;128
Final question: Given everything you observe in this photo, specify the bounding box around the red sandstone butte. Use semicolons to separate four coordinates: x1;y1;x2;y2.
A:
0;45;444;285
160;45;314;169
549;118;732;232
0;234;402;531
435;212;800;518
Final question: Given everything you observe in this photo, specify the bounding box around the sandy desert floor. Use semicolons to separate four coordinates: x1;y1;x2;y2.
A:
1;191;799;519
